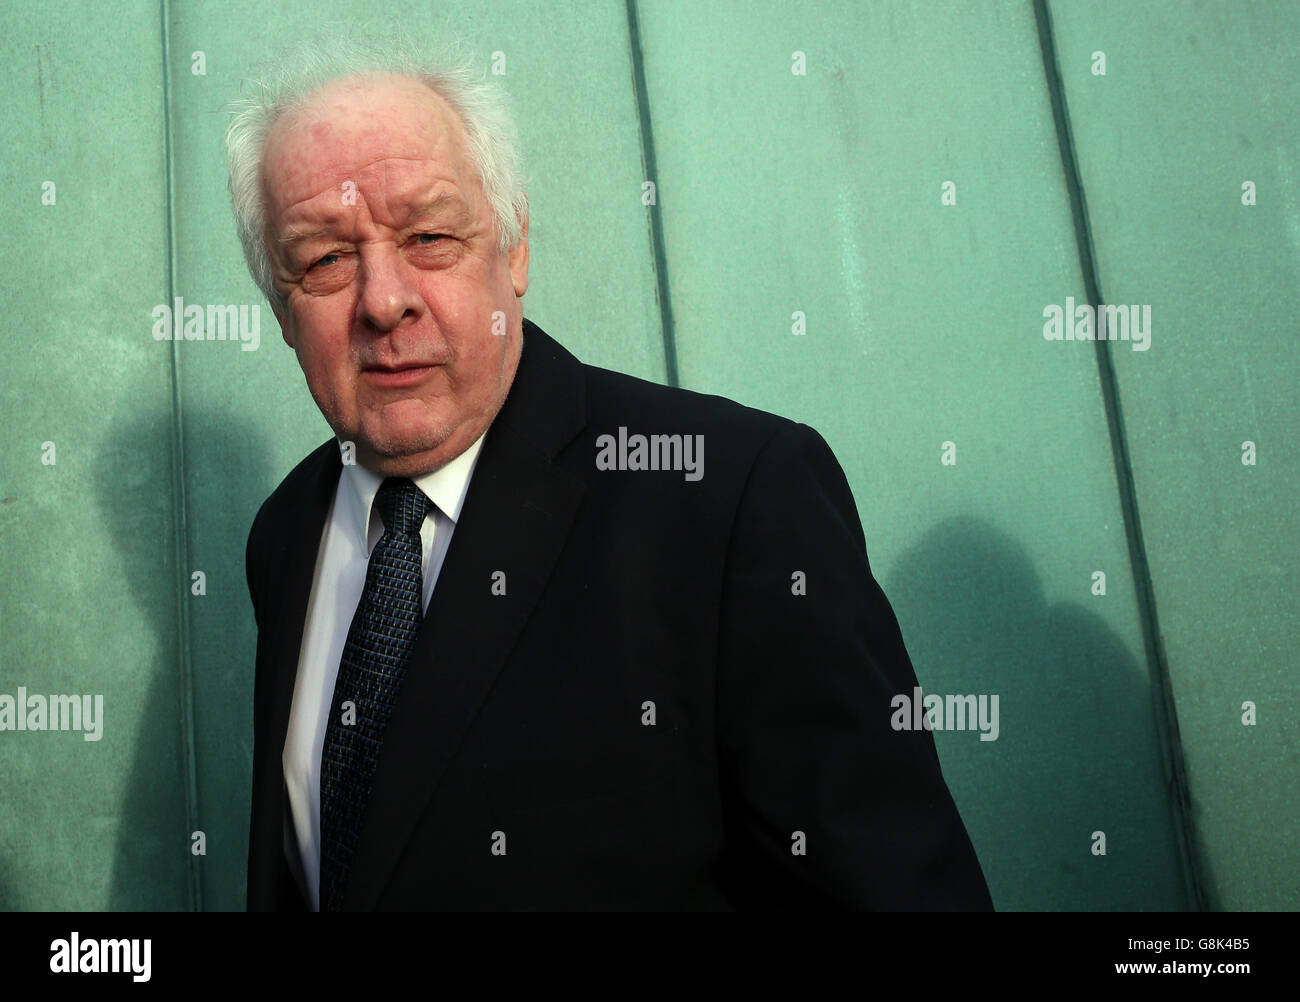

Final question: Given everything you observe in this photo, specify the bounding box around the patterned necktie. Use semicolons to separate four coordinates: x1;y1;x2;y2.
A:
319;476;430;912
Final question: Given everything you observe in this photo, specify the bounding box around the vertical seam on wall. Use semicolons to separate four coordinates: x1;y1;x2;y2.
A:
159;0;202;912
624;0;680;387
1032;0;1208;911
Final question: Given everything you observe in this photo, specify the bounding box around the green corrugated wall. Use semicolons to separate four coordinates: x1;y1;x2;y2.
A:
0;0;1295;911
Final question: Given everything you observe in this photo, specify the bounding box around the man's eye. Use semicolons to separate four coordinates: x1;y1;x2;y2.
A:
413;233;445;245
311;253;340;270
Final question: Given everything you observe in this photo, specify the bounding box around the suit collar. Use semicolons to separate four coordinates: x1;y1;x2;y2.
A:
339;430;487;552
494;316;587;460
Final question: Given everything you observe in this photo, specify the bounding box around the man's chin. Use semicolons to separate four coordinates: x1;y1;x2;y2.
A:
353;427;460;477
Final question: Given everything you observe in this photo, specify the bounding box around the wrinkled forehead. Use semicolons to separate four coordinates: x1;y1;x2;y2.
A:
261;73;478;216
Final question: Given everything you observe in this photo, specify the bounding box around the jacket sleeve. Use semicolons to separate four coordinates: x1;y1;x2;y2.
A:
714;420;993;910
244;496;297;911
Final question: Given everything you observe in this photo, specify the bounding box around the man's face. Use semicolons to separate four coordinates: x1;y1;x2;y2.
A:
262;73;528;476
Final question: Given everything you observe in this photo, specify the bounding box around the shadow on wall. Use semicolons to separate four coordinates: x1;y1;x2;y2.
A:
882;514;1197;911
94;402;274;910
0;858;13;910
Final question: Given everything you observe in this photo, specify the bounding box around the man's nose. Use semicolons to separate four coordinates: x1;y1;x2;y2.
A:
357;243;425;331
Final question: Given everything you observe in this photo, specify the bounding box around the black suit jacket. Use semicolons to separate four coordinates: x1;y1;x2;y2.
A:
245;318;993;910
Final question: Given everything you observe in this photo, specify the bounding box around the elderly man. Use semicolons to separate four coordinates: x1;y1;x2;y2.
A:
234;42;992;911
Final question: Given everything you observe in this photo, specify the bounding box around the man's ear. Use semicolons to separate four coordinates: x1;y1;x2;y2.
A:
508;209;529;299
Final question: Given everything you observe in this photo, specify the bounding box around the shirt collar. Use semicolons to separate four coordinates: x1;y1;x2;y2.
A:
339;428;489;552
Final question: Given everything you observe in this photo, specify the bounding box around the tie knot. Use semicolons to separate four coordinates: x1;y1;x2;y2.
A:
374;478;429;536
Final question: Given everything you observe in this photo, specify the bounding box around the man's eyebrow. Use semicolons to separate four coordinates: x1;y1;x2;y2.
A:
277;193;469;247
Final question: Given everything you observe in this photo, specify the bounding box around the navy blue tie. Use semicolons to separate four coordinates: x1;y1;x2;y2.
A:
319;477;430;911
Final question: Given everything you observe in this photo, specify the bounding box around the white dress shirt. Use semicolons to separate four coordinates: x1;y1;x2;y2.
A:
281;430;487;910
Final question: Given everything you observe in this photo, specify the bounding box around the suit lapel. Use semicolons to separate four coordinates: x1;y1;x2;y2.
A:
248;437;340;908
344;319;588;909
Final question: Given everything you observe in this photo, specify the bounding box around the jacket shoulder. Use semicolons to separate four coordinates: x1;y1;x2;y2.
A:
580;362;797;454
247;438;337;547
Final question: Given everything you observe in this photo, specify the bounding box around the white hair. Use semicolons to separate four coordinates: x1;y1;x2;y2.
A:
224;33;528;310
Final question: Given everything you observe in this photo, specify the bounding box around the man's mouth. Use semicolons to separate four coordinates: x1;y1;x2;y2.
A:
362;361;440;389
